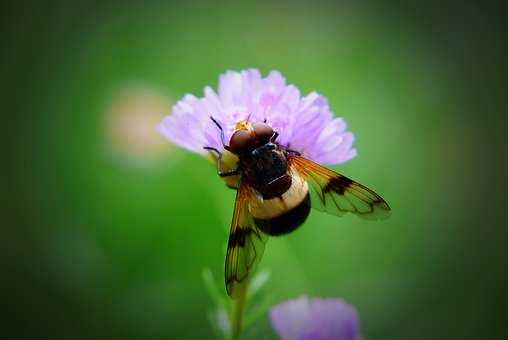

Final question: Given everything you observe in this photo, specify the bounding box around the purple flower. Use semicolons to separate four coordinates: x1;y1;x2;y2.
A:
269;296;360;340
158;69;356;165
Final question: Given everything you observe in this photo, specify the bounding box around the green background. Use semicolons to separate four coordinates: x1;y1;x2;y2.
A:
5;1;505;339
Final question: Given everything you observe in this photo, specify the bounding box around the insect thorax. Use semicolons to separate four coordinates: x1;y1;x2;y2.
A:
239;143;291;199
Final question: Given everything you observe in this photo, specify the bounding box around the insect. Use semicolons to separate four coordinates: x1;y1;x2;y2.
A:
204;117;390;298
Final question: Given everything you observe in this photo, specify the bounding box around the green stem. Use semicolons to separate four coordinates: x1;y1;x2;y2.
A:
230;281;248;340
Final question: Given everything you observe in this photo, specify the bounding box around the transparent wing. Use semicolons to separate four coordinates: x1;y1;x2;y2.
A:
225;182;268;298
289;155;391;220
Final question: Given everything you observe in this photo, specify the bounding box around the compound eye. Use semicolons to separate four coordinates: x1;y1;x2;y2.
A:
252;122;274;142
229;130;253;154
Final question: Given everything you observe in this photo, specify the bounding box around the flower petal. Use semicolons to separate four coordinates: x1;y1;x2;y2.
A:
158;69;356;165
269;296;311;340
269;296;360;340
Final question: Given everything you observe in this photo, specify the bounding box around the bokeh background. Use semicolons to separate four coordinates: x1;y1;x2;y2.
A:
4;1;505;339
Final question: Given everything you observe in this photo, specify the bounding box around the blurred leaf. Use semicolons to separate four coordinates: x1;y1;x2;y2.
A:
207;308;231;340
202;268;229;311
247;269;271;300
244;293;274;330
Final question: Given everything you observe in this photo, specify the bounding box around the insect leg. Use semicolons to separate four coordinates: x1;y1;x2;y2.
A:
209;116;231;151
203;146;221;158
218;169;240;178
203;146;240;178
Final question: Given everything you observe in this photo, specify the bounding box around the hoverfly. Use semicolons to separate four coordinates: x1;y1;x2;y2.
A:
204;117;390;297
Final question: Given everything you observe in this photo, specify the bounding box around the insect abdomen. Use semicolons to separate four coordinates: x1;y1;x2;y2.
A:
248;172;310;236
254;193;311;236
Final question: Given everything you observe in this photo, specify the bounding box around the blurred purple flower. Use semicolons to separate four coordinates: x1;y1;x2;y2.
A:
158;69;356;165
269;296;360;340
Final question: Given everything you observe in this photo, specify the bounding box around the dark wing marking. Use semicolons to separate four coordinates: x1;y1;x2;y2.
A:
289;155;391;220
225;182;268;298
